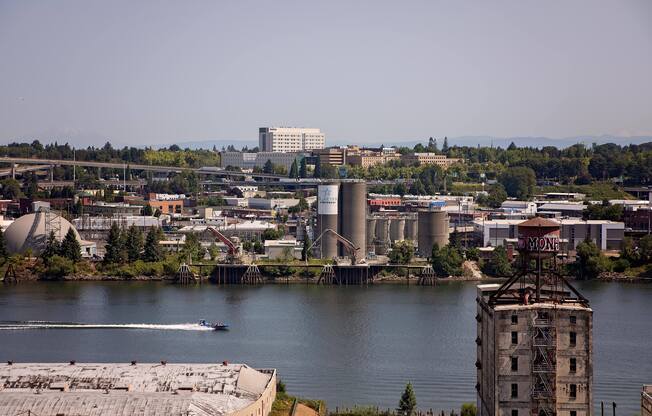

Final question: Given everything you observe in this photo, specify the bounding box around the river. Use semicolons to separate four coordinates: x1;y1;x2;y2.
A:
0;281;649;415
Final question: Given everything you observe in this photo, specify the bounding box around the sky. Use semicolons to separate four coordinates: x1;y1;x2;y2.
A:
0;0;651;147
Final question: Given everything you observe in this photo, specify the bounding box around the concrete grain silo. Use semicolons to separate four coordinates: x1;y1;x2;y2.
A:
389;218;405;243
405;217;418;242
366;218;377;251
339;181;367;262
417;208;449;257
375;218;389;254
317;184;339;259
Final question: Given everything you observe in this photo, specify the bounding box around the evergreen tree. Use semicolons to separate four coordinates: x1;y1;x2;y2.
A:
397;382;417;416
143;227;164;262
442;136;449;154
299;158;308;178
125;225;144;262
104;223;124;264
313;162;322;178
41;230;61;260
263;159;274;174
142;204;154;216
60;228;81;262
0;227;8;260
301;234;312;261
289;159;299;178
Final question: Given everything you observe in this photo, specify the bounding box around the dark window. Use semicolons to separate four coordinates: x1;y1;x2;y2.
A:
570;384;577;398
570;332;577;347
511;357;518;372
511;315;518;325
511;331;518;345
570;315;577;324
511;383;518;398
570;412;577;416
512;410;518;416
570;357;577;373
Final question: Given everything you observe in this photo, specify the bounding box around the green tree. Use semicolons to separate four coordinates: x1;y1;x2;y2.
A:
263;159;274;174
208;242;219;261
431;244;464;276
0;178;23;199
486;184;508;208
573;240;611;279
182;233;205;262
60;228;81;262
301;234;312;261
41;231;61;260
142;204;154;216
313;162;322;178
498;166;536;199
389;241;415;264
103;223;125;264
125;225;144;262
25;172;39;199
442;137;449;154
143;228;164;262
639;234;652;263
299;158;308;178
482;246;512;276
397;382;417;416
0;227;8;260
460;403;477;416
289;159;299;178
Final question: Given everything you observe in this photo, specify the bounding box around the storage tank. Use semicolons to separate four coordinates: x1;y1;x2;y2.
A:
375;218;389;246
339;181;367;262
405;217;418;242
389;218;406;242
366;218;377;248
417;208;449;257
317;184;339;259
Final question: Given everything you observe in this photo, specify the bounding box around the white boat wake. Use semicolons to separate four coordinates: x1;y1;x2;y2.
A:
0;321;214;331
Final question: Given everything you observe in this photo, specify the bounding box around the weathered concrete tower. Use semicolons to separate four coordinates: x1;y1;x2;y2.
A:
477;217;593;416
338;181;367;261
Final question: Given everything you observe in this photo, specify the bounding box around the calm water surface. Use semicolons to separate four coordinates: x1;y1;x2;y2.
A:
0;281;649;415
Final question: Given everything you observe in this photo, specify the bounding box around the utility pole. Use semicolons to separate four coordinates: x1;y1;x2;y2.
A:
73;147;76;184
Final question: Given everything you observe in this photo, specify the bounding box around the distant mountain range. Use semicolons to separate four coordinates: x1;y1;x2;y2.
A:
174;135;652;151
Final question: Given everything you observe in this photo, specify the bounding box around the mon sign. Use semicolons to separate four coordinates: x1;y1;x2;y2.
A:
518;235;560;252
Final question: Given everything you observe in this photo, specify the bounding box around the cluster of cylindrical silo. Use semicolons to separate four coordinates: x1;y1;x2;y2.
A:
417;208;449;257
366;215;418;255
316;181;367;263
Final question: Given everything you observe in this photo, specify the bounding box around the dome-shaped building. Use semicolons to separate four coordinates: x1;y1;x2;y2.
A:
4;211;81;255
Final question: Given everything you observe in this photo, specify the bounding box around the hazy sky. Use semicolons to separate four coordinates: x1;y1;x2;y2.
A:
1;0;651;147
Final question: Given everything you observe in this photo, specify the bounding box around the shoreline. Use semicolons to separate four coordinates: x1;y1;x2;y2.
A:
5;274;651;284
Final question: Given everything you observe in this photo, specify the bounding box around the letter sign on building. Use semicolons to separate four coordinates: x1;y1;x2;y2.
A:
518;235;560;252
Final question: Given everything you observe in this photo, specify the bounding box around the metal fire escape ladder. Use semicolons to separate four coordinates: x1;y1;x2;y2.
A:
531;312;556;416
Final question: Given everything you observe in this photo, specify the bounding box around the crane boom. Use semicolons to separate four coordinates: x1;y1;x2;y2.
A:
206;226;240;261
309;228;361;264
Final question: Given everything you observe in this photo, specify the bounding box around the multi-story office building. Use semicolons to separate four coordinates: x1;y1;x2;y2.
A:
313;147;347;166
347;148;400;168
259;127;325;152
220;151;307;171
401;152;462;168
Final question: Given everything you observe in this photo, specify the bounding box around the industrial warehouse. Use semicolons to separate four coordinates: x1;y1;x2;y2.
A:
0;362;277;416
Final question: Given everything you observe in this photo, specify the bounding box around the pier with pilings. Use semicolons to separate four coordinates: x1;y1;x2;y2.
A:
210;263;439;285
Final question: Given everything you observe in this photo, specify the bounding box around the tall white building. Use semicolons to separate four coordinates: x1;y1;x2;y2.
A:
259;127;325;152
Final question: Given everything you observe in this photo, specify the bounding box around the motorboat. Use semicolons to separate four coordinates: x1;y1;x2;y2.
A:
199;319;229;331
